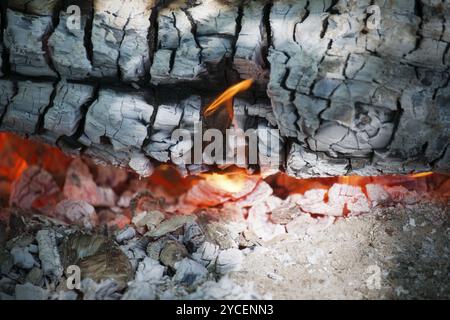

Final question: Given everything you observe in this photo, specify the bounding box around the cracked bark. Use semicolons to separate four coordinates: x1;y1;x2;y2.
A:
0;0;449;178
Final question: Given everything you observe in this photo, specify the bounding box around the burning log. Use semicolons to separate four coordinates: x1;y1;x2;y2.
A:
0;0;447;178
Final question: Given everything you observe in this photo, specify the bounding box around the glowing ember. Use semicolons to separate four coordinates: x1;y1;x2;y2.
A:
0;132;71;182
0;132;448;224
203;79;254;118
201;172;248;194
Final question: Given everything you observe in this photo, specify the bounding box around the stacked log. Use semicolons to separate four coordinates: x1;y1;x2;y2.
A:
0;0;448;178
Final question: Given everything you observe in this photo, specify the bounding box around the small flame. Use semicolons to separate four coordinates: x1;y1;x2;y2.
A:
410;172;434;178
202;172;248;194
203;79;254;118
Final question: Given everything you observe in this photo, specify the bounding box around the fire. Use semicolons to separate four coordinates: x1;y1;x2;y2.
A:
203;79;254;118
0;133;71;182
0;132;448;221
201;172;248;194
410;172;434;178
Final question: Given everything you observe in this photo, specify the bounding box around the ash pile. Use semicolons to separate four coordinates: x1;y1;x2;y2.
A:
0;212;263;300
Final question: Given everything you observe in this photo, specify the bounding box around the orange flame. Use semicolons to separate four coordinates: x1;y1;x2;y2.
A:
203;79;254;118
410;172;434;178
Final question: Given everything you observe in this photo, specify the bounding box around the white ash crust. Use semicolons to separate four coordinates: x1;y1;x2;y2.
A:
4;9;57;77
84;89;154;150
234;1;268;81
216;248;244;275
48;12;93;80
35;230;63;282
268;0;450;176
150;0;238;85
145;103;184;162
0;81;54;134
173;258;208;286
91;0;153;81
44;82;95;137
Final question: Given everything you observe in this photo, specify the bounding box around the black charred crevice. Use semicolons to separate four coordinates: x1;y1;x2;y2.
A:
146;2;160;86
42;2;62;79
66;83;100;147
1;2;11;77
231;3;244;61
116;17;131;81
405;0;424;57
384;98;404;152
0;80;18;126
430;143;449;168
182;7;202;54
82;0;94;66
36;81;59;135
261;0;273;68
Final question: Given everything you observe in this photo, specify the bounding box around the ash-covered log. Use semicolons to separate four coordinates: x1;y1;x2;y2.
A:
0;0;448;178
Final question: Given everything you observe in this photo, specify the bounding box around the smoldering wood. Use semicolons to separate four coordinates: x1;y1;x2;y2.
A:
159;240;189;270
63;159;117;207
84;89;154;151
0;0;448;178
9;166;60;210
53;199;98;230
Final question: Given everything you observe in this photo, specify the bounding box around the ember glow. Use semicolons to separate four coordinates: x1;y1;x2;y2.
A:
203;79;254;118
0;132;448;225
201;172;249;194
0;133;71;182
